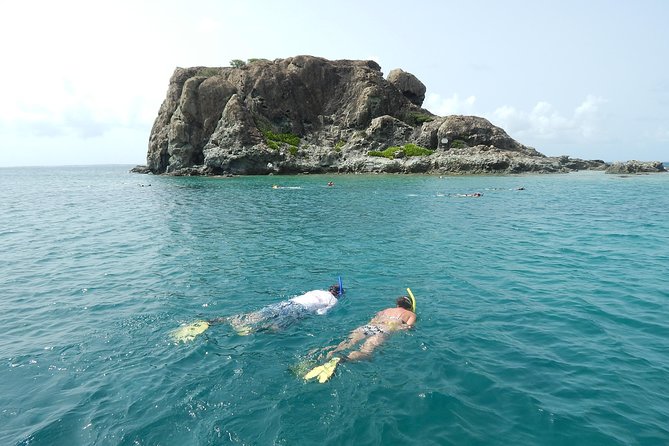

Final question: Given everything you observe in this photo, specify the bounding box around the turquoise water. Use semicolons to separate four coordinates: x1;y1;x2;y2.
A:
1;166;668;445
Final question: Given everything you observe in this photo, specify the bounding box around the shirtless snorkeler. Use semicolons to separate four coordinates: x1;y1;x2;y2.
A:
325;295;416;361
302;293;417;382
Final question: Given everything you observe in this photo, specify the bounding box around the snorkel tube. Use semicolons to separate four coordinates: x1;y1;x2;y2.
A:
406;288;416;313
338;276;344;297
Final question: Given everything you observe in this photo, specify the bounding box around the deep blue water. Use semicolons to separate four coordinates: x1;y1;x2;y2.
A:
1;165;668;445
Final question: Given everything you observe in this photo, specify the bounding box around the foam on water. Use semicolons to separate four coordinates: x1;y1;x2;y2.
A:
1;166;668;445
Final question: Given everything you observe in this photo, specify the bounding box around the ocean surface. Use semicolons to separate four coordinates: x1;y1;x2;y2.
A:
1;165;668;446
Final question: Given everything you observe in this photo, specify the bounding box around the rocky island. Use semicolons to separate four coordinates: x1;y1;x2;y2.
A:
133;56;663;176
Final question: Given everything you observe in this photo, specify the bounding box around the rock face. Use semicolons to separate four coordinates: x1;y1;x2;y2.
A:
605;160;666;174
387;68;426;106
138;55;607;176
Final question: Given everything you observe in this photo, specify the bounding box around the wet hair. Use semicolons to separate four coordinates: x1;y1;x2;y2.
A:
396;296;412;310
328;284;341;296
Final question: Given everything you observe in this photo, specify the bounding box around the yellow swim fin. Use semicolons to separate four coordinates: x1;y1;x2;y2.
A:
171;321;210;343
303;357;341;383
234;325;253;336
303;363;326;380
228;319;252;336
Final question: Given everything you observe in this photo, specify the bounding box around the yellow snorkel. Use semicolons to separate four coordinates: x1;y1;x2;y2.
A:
406;288;416;313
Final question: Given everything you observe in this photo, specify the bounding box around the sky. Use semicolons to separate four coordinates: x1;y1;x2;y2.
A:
1;0;667;167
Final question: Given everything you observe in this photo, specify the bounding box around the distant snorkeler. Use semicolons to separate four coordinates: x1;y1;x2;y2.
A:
303;290;416;383
272;185;302;190
449;192;483;198
171;281;344;342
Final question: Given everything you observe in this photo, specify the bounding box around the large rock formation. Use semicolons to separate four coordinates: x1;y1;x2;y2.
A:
136;55;607;176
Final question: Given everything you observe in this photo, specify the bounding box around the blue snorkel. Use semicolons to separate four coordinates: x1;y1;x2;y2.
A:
338;276;344;297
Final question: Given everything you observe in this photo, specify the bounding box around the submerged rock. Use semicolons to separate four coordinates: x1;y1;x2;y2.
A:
139;55;608;176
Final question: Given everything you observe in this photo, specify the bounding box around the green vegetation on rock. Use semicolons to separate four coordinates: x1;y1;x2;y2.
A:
368;143;434;159
267;140;280;150
406;112;434;125
196;67;220;77
263;129;301;151
265;131;300;146
230;59;247;68
335;140;345;151
403;143;434;156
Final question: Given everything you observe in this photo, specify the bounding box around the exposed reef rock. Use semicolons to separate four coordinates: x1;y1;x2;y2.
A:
605;160;666;174
136;55;608;176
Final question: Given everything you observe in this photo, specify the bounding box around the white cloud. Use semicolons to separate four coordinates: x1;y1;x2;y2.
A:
425;93;477;116
574;95;605;138
575;95;601;117
490;95;606;142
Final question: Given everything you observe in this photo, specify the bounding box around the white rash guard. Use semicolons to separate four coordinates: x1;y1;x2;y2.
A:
290;290;338;315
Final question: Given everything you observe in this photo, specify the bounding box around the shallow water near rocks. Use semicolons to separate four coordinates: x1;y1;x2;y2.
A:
1;165;668;445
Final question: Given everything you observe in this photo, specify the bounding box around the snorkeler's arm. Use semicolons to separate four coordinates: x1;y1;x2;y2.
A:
405;313;417;327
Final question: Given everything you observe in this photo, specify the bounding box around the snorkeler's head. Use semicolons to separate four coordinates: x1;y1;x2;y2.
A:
397;296;413;310
329;284;341;297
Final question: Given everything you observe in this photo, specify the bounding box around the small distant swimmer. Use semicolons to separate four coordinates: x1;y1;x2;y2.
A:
272;185;302;190
327;181;335;187
450;192;483;198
